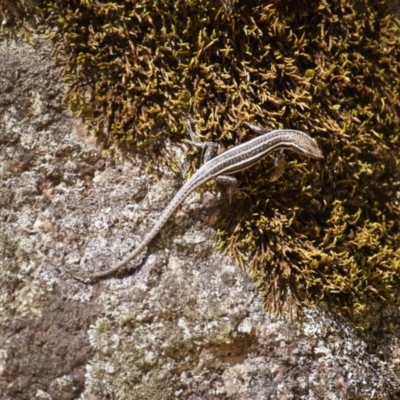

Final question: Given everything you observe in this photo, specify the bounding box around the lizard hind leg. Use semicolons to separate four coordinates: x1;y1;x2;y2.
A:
184;119;219;163
215;175;238;204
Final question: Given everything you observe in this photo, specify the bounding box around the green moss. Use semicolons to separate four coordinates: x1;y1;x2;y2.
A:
3;0;400;324
0;0;47;40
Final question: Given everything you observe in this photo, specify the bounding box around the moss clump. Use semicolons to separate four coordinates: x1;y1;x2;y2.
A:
0;0;47;40
2;0;400;324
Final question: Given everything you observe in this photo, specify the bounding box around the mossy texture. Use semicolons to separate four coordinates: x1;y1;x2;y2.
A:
3;0;400;322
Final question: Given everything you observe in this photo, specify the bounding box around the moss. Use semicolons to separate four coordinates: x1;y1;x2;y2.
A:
2;0;400;324
0;0;47;40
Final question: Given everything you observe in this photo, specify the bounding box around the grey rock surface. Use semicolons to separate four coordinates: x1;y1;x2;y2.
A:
0;36;399;400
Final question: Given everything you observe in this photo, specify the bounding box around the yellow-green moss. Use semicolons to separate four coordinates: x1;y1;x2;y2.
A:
3;0;400;324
